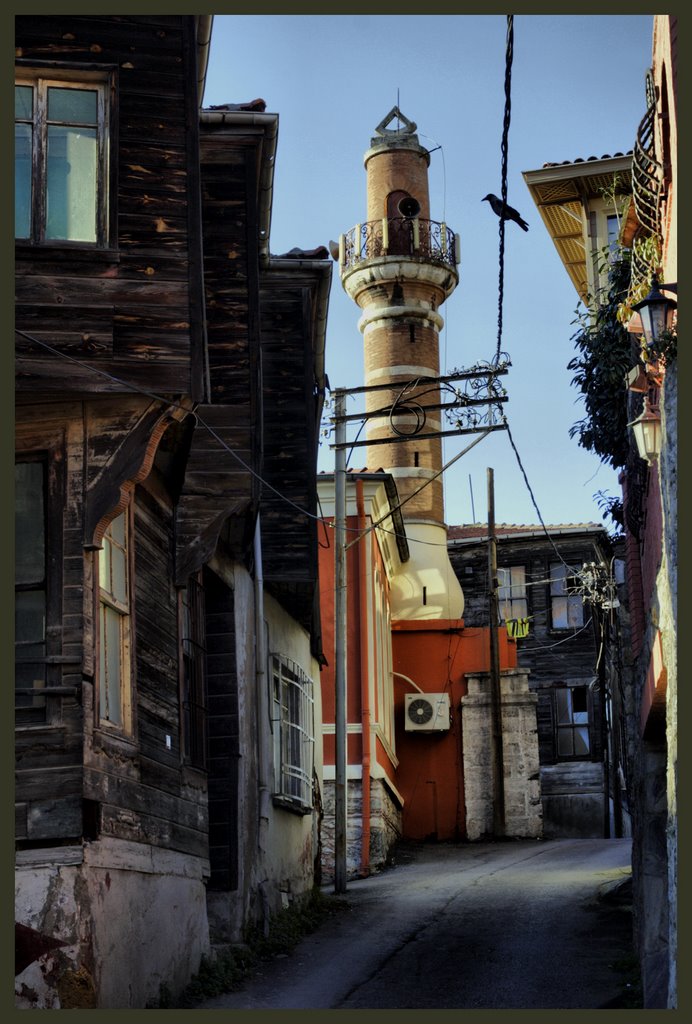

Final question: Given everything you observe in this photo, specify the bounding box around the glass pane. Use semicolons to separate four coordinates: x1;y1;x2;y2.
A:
48;87;97;125
567;597;584;628
15;590;46;643
46;126;97;242
557;729;574;756
574;726;590;755
15;463;45;584
111;546;127;605
100;604;122;725
555;689;571;724
109;512;126;547
550;563;566;595
552;596;568;628
15;124;32;239
15;85;33;119
99;541;111;596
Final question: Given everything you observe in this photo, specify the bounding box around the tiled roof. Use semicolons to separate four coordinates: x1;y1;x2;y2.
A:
541;151;632;168
448;523;603;541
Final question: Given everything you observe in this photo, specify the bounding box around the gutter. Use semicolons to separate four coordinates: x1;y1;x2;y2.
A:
195;15;214;105
356;479;372;878
199;109;278;267
448;524;605;546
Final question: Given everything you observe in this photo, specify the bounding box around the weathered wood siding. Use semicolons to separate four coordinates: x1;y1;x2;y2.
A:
449;531;609;765
259;268;324;629
15;15;204;400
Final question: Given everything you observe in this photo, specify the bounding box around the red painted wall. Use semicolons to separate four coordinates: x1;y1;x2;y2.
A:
392;621;517;841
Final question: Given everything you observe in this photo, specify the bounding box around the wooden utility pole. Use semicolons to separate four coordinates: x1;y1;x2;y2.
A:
487;468;505;837
333;390;348;892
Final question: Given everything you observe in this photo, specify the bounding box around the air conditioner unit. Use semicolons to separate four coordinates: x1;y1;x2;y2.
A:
404;692;451;732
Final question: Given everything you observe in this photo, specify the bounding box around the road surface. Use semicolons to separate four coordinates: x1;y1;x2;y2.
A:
195;837;633;1010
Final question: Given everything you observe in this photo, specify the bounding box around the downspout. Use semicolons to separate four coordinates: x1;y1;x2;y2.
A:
356;479;371;877
254;515;272;859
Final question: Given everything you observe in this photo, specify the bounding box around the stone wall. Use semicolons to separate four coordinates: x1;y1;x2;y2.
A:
321;776;402;881
461;668;543;840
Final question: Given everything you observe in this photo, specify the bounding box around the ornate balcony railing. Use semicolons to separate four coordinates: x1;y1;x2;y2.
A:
631;69;663;292
340;217;459;272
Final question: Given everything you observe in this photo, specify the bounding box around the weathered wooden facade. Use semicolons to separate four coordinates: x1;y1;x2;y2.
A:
15;15;330;1008
448;524;629;838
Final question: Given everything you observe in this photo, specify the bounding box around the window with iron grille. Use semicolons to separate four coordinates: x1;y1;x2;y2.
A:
180;574;207;768
15;71;110;246
271;655;314;812
550;561;584;630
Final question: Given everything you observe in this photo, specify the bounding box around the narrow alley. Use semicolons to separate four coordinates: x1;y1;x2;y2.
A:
195;837;635;1010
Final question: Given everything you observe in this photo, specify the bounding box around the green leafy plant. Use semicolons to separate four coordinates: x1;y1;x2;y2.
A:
568;252;634;470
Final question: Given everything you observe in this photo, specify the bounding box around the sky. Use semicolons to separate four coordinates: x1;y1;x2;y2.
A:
203;13;653;528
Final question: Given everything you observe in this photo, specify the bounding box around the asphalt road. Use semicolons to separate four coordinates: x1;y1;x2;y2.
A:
196;837;634;1010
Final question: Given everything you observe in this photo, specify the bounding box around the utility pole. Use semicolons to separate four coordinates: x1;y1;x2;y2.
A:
333;389;348;893
487;468;505;837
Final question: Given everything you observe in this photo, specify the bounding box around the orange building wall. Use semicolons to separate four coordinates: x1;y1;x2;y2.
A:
392;621;517;841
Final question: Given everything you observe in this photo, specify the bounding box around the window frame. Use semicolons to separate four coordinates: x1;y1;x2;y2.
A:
15;64;114;249
554;683;592;761
497;564;528;624
179;572;208;769
271;655;315;814
97;505;134;734
549;561;585;631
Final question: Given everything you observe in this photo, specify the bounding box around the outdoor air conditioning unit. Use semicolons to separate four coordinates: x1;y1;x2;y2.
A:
404;692;451;732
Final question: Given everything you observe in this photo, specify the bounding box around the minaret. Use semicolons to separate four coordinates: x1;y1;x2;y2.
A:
339;108;464;620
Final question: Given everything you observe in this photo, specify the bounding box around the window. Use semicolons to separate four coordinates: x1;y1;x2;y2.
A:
98;511;132;730
555;685;591;758
550;562;584;630
271;655;314;812
15;461;47;721
180;574;207;768
498;565;528;622
15;71;109;245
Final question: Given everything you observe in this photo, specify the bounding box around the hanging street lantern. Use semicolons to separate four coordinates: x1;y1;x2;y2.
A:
628;397;662;465
631;277;677;350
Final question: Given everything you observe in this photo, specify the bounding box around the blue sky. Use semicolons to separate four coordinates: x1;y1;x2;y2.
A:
203;14;653;527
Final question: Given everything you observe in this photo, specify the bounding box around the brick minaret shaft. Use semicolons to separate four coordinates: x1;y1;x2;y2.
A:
340;108;463;620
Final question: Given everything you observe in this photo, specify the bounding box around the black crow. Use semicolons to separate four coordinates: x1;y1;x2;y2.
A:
482;193;529;231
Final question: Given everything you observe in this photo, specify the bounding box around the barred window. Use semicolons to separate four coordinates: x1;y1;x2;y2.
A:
271;655;314;812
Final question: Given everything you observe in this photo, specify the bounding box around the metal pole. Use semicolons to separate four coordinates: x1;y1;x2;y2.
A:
487;468;505;837
334;390;348;892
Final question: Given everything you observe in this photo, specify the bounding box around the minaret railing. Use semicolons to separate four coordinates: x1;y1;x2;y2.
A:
341;218;458;271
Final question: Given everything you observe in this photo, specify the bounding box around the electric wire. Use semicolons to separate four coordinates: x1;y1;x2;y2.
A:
493;14;515;366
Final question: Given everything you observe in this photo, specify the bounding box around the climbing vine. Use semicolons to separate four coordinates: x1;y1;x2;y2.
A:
567;251;634;471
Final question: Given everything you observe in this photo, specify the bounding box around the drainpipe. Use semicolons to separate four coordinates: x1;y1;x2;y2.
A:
254;515;271;858
356;479;371;877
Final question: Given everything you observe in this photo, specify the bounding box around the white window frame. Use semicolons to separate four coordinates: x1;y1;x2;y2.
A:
498;565;528;623
15;68;110;247
98;509;133;733
271;655;314;812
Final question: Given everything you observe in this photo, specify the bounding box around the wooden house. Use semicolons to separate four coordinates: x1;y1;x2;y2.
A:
448;523;629;838
15;15;330;1008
